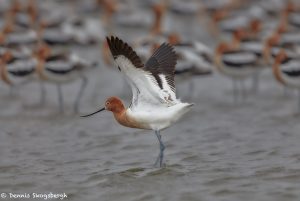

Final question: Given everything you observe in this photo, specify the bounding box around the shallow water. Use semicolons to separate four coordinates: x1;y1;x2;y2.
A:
1;1;300;201
1;64;300;201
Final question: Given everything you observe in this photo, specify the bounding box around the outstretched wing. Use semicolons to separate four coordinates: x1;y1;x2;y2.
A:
144;43;177;100
106;36;178;110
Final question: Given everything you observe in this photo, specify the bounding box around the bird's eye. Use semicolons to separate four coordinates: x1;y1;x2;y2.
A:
106;102;110;105
118;66;121;71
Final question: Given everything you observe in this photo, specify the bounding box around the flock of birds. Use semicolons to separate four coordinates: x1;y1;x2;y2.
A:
1;0;300;113
1;0;300;166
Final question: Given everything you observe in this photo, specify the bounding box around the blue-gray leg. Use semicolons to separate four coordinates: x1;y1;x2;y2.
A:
232;79;238;105
252;72;259;94
240;80;247;101
297;89;300;114
74;76;88;113
9;85;15;97
39;81;46;106
56;84;64;113
154;130;165;167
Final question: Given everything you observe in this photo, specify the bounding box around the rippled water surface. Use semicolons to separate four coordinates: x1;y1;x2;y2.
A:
1;64;300;201
1;2;300;201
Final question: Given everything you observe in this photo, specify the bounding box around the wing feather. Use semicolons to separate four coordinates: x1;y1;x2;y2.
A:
106;36;178;110
144;43;177;95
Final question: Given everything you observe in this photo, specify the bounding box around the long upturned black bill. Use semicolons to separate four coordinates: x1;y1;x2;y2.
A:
80;107;105;117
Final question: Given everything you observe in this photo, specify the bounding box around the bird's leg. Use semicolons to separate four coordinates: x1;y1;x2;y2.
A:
283;86;289;97
252;72;259;94
187;78;195;101
56;84;64;113
39;81;46;106
154;130;165;168
240;80;247;101
9;85;15;97
232;79;238;105
74;76;88;113
297;89;300;114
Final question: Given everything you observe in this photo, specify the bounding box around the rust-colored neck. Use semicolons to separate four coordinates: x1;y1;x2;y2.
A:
105;98;141;129
151;4;165;35
249;19;261;37
231;32;242;49
102;41;112;65
263;43;271;65
0;59;12;85
113;110;141;129
263;34;280;64
213;53;224;73
27;0;38;28
35;55;47;80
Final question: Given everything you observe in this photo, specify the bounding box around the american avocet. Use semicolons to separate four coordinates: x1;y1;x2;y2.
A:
273;49;300;112
231;28;266;93
214;42;263;103
0;50;38;96
263;32;299;65
169;35;213;98
2;29;38;47
81;36;193;167
35;45;96;113
40;27;73;46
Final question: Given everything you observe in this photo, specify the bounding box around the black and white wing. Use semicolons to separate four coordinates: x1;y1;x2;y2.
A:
281;59;300;77
106;36;177;110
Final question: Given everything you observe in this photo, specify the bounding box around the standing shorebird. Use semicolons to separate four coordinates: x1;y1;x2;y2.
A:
81;36;193;167
35;45;95;113
273;50;300;113
0;50;38;96
214;42;262;103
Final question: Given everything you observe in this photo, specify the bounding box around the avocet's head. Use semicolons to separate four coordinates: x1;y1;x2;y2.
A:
214;42;232;68
11;0;22;13
249;19;262;34
152;3;166;17
266;32;281;47
3;22;14;34
151;43;161;54
1;51;13;63
282;1;295;15
215;42;232;54
277;21;288;34
0;32;5;44
275;49;287;63
233;28;247;41
81;97;125;117
36;44;51;59
167;32;181;45
104;97;124;113
212;9;228;23
232;28;247;47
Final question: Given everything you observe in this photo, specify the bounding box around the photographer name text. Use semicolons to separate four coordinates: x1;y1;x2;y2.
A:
1;192;67;200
